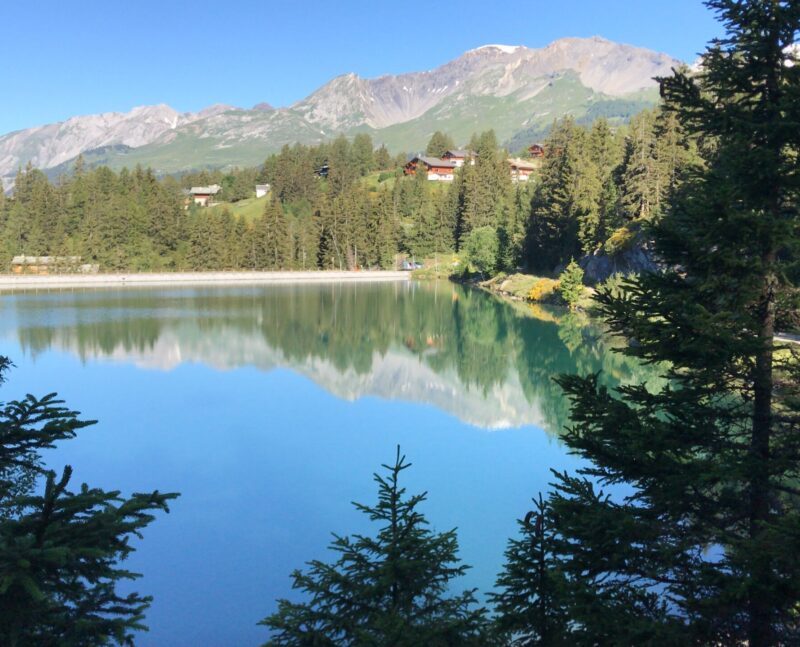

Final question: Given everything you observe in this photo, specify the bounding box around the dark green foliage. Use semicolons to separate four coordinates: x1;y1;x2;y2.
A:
0;359;177;646
522;104;697;273
374;144;392;171
557;260;584;310
525;118;591;272
260;448;490;646
0;119;697;278
501;2;800;645
425;131;455;157
491;496;570;647
463;226;499;277
256;198;293;269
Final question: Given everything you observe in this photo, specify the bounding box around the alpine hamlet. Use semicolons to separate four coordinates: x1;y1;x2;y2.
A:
404;148;542;182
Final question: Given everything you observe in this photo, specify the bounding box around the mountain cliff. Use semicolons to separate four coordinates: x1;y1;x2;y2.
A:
0;37;682;186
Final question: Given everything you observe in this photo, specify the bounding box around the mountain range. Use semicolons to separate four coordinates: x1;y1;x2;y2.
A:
0;36;682;189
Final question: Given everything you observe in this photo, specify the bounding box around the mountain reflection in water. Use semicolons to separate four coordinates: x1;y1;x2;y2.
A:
0;281;658;433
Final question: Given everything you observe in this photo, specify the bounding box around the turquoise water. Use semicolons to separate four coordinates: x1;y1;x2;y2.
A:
0;281;649;646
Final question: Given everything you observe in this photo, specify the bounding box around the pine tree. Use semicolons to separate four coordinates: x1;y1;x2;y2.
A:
374;144;392;171
257;198;292;269
260;448;490;646
426;131;455;157
525;118;586;272
491;495;570;647
0;358;177;646
557;260;585;310
351;133;376;177
505;2;800;645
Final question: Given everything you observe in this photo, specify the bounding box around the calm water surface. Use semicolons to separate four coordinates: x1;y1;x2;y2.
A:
0;281;651;646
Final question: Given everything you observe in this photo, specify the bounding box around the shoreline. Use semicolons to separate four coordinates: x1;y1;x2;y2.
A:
0;270;411;291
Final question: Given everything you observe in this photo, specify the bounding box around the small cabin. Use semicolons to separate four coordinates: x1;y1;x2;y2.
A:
528;144;545;158
255;184;271;198
441;149;475;167
189;184;222;207
508;158;540;182
10;255;99;275
404;156;458;182
314;164;330;178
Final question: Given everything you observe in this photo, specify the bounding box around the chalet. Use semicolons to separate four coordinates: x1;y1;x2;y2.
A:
404;156;458;182
189;184;221;207
441;150;475;167
255;184;271;198
508;158;539;182
528;143;545;158
10;256;98;275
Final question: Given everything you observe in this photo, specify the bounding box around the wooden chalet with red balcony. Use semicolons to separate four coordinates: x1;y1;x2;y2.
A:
404;156;459;182
440;149;475;167
508;158;540;182
528;143;545;158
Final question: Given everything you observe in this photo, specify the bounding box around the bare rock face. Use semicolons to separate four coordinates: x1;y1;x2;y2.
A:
578;245;661;285
0;103;236;185
293;37;681;129
0;37;682;186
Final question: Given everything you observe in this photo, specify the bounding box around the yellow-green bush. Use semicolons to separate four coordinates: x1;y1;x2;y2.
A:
604;225;636;255
527;278;561;302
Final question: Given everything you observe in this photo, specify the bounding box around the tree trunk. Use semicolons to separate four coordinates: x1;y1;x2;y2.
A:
749;251;777;647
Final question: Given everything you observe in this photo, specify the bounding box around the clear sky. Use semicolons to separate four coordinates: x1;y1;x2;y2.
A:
2;0;722;135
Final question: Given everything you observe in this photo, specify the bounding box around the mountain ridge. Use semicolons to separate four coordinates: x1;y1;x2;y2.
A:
1;37;682;187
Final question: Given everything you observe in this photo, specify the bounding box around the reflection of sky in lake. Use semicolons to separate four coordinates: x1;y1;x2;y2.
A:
0;283;649;646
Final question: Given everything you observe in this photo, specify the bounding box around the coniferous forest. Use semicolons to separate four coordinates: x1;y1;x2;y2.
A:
0;108;699;277
0;1;799;646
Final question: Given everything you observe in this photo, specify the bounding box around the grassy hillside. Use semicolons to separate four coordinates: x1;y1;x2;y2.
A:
208;195;270;222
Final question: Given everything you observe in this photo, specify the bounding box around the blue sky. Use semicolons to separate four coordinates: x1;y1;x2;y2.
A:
3;0;721;134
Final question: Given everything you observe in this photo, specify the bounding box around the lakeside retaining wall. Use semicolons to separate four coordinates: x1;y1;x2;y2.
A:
0;271;411;291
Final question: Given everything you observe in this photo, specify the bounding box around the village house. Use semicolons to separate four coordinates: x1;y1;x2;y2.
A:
189;184;222;207
508;158;540;182
255;184;271;198
440;150;475;167
528;143;545;158
404;156;459;182
10;256;98;275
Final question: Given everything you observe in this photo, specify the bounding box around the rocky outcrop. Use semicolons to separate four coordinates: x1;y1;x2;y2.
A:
578;245;660;285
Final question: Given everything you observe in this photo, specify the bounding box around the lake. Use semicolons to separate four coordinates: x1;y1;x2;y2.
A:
0;280;652;646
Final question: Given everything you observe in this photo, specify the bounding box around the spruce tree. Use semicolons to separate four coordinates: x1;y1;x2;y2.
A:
374;144;392;171
500;2;800;645
260;448;489;646
426;131;455;157
0;358;177;646
525;118;587;272
491;496;570;647
257;198;292;269
557;260;585;310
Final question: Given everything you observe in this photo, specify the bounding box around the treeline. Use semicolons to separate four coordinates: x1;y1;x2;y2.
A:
0;109;698;275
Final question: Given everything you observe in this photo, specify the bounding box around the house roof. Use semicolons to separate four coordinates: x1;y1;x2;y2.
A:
508;158;538;171
189;184;221;195
414;156;458;168
443;149;473;158
255;184;270;191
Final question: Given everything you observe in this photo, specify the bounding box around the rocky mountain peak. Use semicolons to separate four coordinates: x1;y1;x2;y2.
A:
0;36;684;186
